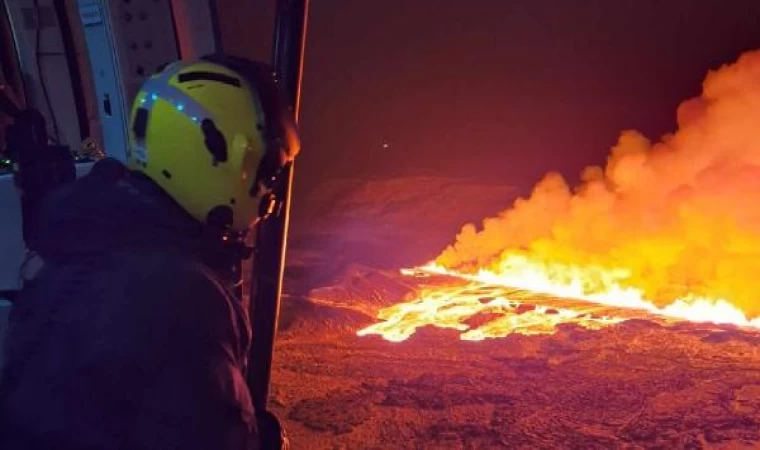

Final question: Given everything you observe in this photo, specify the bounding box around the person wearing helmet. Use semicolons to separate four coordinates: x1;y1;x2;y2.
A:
0;55;299;449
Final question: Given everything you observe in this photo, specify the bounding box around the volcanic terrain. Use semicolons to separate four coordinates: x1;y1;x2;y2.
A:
268;177;760;449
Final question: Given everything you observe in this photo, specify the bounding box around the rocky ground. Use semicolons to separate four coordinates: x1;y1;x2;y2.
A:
267;177;760;449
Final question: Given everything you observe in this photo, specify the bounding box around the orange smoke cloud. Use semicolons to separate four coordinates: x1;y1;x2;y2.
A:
437;50;760;317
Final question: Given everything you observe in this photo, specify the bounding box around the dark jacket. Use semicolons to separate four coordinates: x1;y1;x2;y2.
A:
0;159;258;449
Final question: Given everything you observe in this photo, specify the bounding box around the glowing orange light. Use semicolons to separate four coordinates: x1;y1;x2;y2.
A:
359;50;760;342
358;260;760;342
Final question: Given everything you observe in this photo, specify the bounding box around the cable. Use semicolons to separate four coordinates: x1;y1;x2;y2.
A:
32;0;60;144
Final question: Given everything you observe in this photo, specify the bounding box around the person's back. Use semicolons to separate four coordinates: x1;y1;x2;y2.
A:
0;161;258;449
0;56;298;448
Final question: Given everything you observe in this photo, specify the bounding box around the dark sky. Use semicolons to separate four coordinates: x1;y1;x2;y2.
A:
225;0;760;193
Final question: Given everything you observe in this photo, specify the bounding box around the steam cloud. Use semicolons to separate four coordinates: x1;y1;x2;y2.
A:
437;50;760;317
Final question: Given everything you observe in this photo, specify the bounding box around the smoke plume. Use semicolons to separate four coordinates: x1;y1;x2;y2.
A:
437;50;760;317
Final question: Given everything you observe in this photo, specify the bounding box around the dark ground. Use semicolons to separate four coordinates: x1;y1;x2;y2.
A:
267;177;760;449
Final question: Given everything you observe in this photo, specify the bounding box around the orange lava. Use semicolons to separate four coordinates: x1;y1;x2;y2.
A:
360;50;760;342
357;276;626;343
358;260;760;342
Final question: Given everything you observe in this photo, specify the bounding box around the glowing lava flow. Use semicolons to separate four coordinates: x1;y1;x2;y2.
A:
359;51;760;342
357;256;760;342
356;282;626;342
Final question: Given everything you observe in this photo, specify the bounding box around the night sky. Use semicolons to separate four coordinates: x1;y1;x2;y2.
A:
225;0;760;194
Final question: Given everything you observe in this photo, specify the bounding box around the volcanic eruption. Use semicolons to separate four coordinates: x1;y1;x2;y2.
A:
360;49;760;341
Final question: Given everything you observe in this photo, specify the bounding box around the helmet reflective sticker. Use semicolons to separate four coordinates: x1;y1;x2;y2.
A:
137;64;215;126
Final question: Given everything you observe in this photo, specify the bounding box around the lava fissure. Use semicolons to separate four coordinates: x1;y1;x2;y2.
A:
359;51;760;342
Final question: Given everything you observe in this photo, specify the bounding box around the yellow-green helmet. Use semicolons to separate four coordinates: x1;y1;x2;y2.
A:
127;56;299;232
